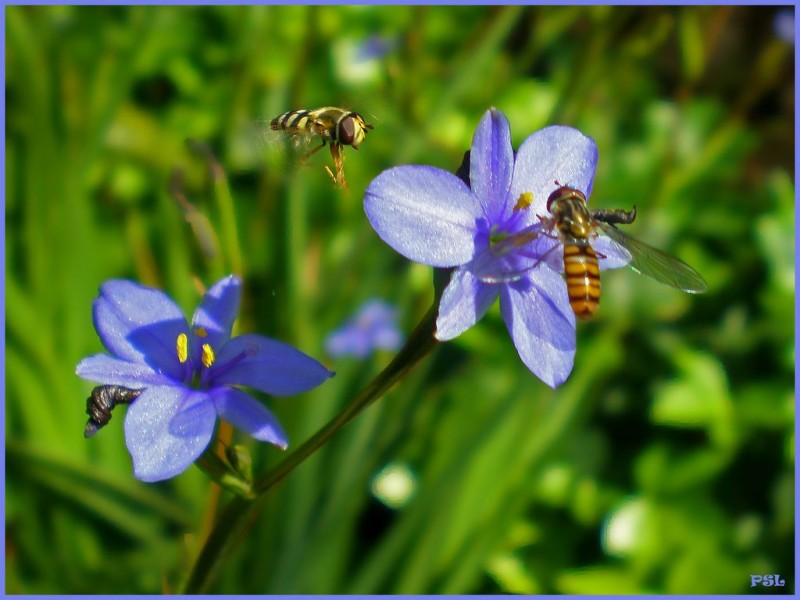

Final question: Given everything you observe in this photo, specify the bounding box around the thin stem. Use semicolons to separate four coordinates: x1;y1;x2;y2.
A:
182;303;440;593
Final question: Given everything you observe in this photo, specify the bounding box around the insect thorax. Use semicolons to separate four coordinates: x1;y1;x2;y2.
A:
549;193;594;241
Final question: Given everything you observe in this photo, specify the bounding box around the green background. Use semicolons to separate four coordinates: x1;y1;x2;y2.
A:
5;5;794;594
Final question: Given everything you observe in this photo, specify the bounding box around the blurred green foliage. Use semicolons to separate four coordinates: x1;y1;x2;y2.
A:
5;5;794;594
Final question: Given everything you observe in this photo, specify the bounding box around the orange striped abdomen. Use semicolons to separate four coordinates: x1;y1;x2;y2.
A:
563;243;601;319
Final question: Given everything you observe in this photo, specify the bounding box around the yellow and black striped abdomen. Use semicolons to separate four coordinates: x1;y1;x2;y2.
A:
563;243;601;319
270;110;317;133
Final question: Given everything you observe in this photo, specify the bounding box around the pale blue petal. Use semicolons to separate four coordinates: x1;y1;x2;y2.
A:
211;334;334;396
470;108;514;222
511;126;599;219
168;390;218;438
325;300;402;358
76;354;173;387
435;267;499;341
212;387;288;448
192;275;241;348
371;326;403;352
325;327;372;358
93;280;187;365
364;165;482;267
499;269;576;388
124;386;216;482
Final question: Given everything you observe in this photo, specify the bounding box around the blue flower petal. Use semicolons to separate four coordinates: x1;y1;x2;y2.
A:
511;125;599;219
371;326;403;352
168;390;218;438
470;108;514;222
192;275;241;348
124;386;216;482
325;327;371;358
364;165;483;267
76;354;173;387
499;269;576;388
212;387;288;448
325;299;403;358
93;284;188;381
436;267;499;340
211;334;334;396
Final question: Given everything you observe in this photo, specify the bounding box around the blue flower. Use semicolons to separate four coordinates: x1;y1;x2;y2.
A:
355;35;399;62
325;299;404;358
76;275;334;482
364;108;628;387
774;9;795;45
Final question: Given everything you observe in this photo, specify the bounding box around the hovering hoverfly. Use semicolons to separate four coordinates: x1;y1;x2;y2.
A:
268;107;374;190
479;184;707;319
84;385;141;438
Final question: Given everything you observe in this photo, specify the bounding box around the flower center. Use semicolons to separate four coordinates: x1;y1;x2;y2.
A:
513;191;534;212
489;226;507;246
201;343;215;368
176;332;189;364
490;192;535;247
175;330;216;386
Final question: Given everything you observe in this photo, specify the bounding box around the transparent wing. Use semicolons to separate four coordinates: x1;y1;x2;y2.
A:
252;118;322;155
595;222;708;293
245;119;328;178
471;226;562;284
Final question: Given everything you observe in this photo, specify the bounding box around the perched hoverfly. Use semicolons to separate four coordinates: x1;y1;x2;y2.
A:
84;385;142;438
479;184;707;319
268;107;374;189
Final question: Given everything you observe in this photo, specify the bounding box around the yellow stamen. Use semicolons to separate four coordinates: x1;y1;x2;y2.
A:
201;343;215;368
176;333;189;364
514;192;534;212
194;326;208;338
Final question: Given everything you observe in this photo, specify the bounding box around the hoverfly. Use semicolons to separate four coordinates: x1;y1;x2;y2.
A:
269;107;374;190
84;385;141;438
479;184;707;319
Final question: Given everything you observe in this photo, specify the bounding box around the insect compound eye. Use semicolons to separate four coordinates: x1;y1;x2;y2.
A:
338;115;357;146
546;186;582;213
546;188;562;213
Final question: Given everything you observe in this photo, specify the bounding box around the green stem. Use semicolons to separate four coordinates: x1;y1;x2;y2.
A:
181;303;440;593
211;149;243;277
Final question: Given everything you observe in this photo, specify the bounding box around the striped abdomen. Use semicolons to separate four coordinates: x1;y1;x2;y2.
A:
270;110;320;134
563;243;601;319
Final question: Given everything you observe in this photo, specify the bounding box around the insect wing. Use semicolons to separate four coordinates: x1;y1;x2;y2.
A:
260;117;322;152
472;228;561;284
595;222;708;293
248;118;324;178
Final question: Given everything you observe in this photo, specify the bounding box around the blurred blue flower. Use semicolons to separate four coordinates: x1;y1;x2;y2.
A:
364;108;628;387
325;299;403;358
774;9;795;45
333;34;398;85
355;34;399;62
76;275;334;482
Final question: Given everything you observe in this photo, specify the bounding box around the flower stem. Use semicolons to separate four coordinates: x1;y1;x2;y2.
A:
181;303;440;593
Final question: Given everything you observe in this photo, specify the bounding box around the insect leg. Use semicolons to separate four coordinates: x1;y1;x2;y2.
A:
329;144;348;189
299;140;327;165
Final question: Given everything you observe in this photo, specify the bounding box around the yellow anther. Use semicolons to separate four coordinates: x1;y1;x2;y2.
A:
194;326;208;338
513;192;534;212
201;343;215;368
176;333;189;364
